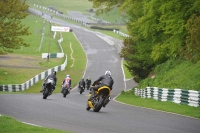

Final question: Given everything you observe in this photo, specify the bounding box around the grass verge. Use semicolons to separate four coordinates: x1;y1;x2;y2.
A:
115;90;200;118
0;115;71;133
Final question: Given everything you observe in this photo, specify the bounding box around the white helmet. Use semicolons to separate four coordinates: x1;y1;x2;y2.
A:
66;75;70;78
105;70;111;76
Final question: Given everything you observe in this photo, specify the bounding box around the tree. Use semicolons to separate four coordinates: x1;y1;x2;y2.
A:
90;0;200;81
0;0;30;54
121;0;200;81
185;14;200;62
88;0;125;15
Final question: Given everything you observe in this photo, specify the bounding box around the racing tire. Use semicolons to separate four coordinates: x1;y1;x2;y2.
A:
43;88;49;99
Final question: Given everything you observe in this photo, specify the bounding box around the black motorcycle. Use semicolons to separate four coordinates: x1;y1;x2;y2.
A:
86;86;111;112
43;78;54;99
62;86;70;97
86;84;91;90
78;85;84;94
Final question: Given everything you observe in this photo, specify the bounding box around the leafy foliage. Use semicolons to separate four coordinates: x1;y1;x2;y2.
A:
0;0;30;54
88;0;125;15
89;0;200;82
185;14;200;62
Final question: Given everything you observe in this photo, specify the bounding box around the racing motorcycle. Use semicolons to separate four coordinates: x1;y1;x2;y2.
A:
86;84;91;90
78;85;84;94
86;86;111;112
43;78;54;99
62;86;70;98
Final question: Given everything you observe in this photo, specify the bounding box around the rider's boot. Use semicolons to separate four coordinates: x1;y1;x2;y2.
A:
88;91;96;101
103;96;111;107
40;86;44;92
50;87;55;95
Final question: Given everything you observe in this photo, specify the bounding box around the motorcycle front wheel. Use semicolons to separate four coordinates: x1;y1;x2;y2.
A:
63;89;68;97
80;88;83;94
43;88;49;99
86;104;91;110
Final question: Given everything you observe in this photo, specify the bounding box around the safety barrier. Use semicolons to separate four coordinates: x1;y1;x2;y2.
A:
0;55;67;92
134;87;200;107
33;4;130;38
42;53;64;58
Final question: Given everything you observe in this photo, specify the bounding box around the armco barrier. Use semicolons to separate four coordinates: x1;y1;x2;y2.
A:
0;55;67;92
134;87;200;107
33;4;130;38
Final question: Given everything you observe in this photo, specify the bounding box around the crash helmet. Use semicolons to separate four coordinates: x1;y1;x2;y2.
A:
105;70;111;76
66;75;70;78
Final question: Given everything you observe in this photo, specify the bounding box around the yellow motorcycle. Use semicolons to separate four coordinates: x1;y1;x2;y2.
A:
86;86;111;112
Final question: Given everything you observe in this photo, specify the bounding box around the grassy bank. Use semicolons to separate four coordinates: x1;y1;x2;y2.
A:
116;90;200;118
20;32;86;94
0;12;86;92
0;115;71;133
0;14;64;84
137;59;200;91
26;0;93;15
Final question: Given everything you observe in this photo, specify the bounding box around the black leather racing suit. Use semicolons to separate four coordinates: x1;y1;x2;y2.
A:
92;75;114;91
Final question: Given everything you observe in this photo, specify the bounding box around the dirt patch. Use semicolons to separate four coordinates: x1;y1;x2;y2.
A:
0;54;46;69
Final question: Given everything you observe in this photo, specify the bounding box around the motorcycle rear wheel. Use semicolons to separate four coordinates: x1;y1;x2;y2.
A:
93;97;104;112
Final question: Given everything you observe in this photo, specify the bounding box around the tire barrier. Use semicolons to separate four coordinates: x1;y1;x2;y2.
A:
134;87;200;107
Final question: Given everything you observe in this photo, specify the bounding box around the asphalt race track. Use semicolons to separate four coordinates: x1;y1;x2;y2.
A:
0;8;200;133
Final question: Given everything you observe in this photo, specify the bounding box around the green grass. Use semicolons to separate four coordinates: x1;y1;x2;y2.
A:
94;7;128;24
0;14;64;84
26;0;93;15
1;1;199;132
17;14;60;55
26;0;129;39
116;90;200;118
0;115;71;133
137;59;200;91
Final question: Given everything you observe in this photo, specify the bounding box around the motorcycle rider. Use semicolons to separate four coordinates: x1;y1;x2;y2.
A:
78;78;85;91
86;77;92;90
40;71;57;94
61;75;71;93
89;70;114;101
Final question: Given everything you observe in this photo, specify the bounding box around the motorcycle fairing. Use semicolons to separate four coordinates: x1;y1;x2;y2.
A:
97;86;111;96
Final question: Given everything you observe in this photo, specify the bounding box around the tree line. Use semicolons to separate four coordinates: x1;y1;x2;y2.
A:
89;0;200;82
1;0;200;83
0;0;30;54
